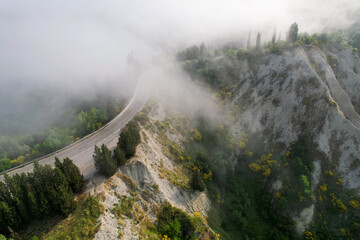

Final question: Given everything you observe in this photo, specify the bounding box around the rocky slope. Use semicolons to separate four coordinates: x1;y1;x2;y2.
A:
86;120;212;240
232;46;360;191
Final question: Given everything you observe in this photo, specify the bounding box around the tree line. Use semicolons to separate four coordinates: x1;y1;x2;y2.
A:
93;120;140;177
0;158;84;236
177;22;299;63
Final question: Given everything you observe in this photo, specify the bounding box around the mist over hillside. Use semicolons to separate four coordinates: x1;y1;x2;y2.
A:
1;0;360;135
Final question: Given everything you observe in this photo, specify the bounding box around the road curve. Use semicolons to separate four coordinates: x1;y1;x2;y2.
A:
0;79;148;181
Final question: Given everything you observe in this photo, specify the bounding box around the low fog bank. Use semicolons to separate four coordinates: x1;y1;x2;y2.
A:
0;77;134;134
141;58;222;120
1;0;359;134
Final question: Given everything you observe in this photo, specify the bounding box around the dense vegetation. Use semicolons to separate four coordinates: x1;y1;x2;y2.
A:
0;158;84;237
0;96;124;173
179;118;296;239
173;29;360;239
156;204;205;239
93;120;140;177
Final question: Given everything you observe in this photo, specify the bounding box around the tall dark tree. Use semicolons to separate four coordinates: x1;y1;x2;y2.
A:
256;32;261;50
0;179;20;233
117;120;140;158
31;163;56;218
55;157;84;193
0;201;16;235
93;146;102;170
272;28;277;44
25;186;39;221
288;22;299;43
4;174;30;224
52;167;76;215
247;31;251;49
93;144;117;177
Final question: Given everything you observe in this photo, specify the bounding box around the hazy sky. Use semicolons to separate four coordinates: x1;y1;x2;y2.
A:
0;0;359;88
0;0;359;133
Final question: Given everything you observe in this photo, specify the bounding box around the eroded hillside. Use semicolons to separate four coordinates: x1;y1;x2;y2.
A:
178;42;360;238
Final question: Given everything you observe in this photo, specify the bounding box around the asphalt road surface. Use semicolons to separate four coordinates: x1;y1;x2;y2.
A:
0;79;148;181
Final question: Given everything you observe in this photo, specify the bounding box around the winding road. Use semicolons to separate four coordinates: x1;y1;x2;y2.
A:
0;79;148;181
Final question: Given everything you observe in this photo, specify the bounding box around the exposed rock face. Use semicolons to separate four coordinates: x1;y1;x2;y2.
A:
330;48;360;113
93;126;211;240
232;46;360;192
224;46;360;234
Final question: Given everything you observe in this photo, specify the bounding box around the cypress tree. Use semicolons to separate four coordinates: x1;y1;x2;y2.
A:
55;157;84;193
117;120;140;158
17;173;39;221
26;189;39;220
93;145;102;171
102;144;117;177
272;28;277;44
0;201;16;235
52;167;76;215
93;144;117;177
31;163;56;217
256;32;261;50
0;176;21;232
288;22;299;43
247;31;251;49
4;174;30;224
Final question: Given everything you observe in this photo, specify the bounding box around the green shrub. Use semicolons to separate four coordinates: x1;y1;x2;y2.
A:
157;204;195;239
112;196;134;218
